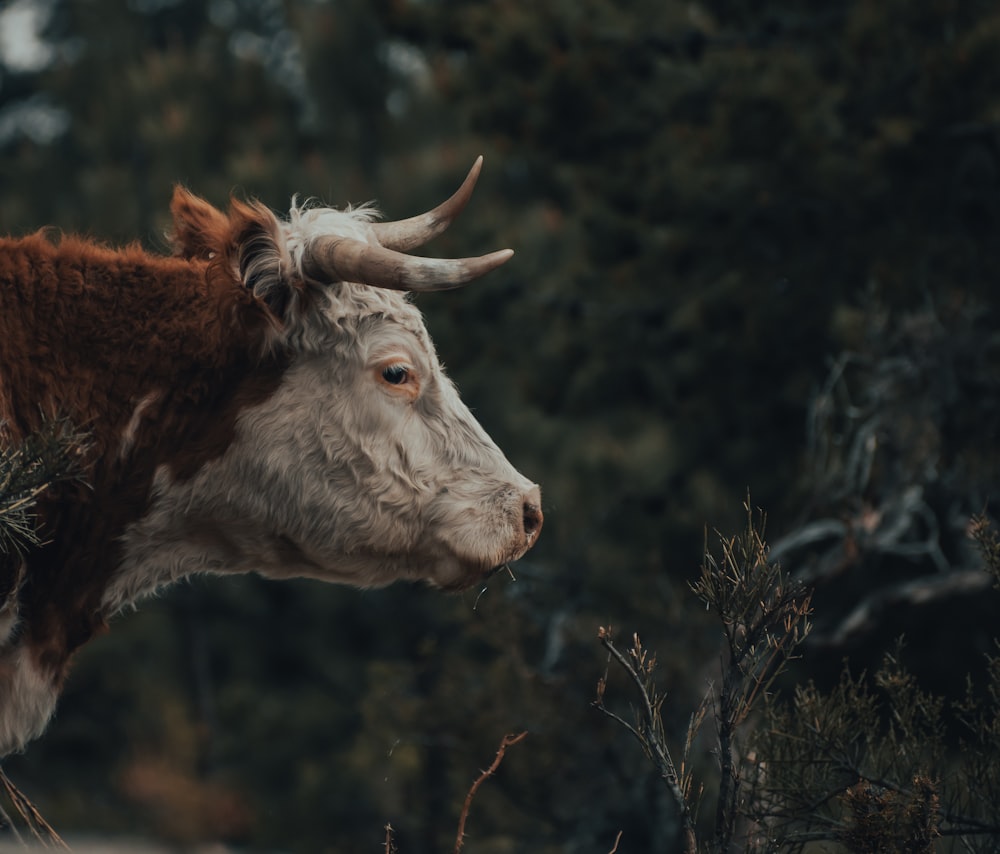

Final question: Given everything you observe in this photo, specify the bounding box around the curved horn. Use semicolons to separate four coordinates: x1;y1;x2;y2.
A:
370;156;485;251
302;236;513;293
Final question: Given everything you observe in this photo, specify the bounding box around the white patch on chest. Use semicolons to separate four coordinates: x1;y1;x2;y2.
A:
106;288;541;606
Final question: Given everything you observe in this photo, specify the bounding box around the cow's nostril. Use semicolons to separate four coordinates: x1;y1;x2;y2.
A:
523;501;543;540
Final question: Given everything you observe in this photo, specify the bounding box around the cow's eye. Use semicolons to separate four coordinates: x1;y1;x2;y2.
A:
381;364;410;385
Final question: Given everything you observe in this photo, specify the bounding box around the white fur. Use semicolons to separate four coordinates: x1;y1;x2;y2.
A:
0;556;23;646
109;280;539;611
0;645;59;756
286;199;380;249
117;389;163;461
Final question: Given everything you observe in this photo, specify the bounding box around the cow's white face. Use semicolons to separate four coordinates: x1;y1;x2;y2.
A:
226;285;541;590
111;284;541;609
107;167;541;611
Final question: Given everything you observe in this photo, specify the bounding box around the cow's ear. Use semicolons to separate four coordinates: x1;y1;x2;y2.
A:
169;187;230;260
226;198;301;321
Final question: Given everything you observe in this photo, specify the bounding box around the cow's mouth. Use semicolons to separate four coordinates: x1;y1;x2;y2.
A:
487;562;516;581
434;558;513;592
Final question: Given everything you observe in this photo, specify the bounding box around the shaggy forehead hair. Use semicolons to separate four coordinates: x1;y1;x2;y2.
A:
267;201;438;354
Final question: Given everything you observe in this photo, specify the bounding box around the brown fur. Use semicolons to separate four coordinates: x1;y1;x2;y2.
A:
0;196;289;683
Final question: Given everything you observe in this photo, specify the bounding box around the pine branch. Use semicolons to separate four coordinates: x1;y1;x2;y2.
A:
0;419;86;557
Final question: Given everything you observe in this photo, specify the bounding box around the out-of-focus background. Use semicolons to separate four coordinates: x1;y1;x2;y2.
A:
3;0;1000;851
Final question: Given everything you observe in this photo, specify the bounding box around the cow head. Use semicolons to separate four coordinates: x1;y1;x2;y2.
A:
109;158;542;609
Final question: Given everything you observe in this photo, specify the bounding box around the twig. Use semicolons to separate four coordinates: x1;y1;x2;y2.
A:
453;731;527;854
0;766;69;849
595;630;698;854
596;633;689;810
608;829;623;853
383;822;396;854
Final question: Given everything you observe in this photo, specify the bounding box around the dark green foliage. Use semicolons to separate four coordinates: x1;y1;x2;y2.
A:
599;511;1000;853
596;503;811;853
748;641;1000;852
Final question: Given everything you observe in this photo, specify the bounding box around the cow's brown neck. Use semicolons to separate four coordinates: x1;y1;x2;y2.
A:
0;233;288;682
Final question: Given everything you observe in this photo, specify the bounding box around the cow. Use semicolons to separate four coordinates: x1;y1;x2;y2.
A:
0;157;542;755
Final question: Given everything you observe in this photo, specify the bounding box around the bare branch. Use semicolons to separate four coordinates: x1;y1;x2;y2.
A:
453;731;527;854
813;570;992;649
594;628;698;853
